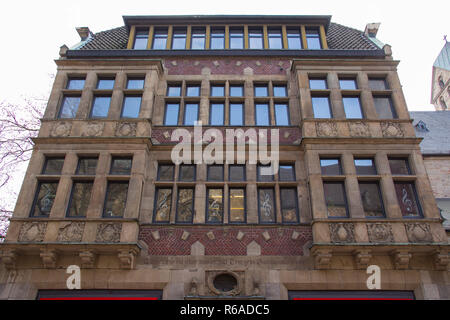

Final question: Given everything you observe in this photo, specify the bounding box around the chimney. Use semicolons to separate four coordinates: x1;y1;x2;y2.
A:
76;27;91;41
364;23;381;38
59;44;68;58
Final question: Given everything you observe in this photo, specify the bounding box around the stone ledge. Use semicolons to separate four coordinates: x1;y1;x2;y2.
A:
311;244;450;271
0;243;141;270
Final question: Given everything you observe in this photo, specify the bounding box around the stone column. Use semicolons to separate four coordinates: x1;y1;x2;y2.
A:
269;98;276;126
169;184;178;224
306;151;327;219
387;72;410;120
328;72;345;119
275;185;282;223
44;71;67;119
124;176;143;219
76;71;97;119
87;152;109;218
246;163;258;223
107;71;126;120
194;184;206;224
49;152;78;218
342;152;364;218
297;71;313;119
200;79;210;125
244;79;254;126
357;72;377;120
141;69;159;120
223;184;229;224
124;151;145;219
375;152;402;218
246;184;258;224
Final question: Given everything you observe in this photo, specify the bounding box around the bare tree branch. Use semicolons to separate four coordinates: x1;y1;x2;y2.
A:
0;96;46;242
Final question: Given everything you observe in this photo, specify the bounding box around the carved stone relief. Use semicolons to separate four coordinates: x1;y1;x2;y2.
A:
329;223;355;243
118;248;139;269
311;248;332;270
381;122;404;137
316;122;338;137
349;122;370;137
18;222;47;242
115;122;137;137
57;222;85;242
40;249;57;269
50;122;72;137
391;249;411;270
405;223;433;243
95;223;122;243
205;271;244;296
82;122;104;137
367;223;394;243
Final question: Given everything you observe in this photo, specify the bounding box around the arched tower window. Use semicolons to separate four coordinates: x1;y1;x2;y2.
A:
438;76;445;89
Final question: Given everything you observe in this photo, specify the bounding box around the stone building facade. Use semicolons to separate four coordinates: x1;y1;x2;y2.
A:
0;15;449;300
431;40;449;110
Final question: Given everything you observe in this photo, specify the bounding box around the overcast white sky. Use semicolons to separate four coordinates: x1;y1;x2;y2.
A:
0;0;449;110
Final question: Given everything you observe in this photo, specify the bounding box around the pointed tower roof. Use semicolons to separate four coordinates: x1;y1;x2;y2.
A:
433;40;450;71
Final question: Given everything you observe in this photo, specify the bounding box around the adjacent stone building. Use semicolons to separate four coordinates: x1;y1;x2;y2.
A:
411;111;450;239
0;15;449;300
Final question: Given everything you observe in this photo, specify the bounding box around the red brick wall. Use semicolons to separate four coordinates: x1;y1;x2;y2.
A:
164;58;291;75
139;226;312;256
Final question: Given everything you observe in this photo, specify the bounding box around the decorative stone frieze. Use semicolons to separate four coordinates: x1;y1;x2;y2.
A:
349;121;370;137
367;223;394;243
50;121;72;137
353;249;372;269
79;250;96;268
115;122;137;137
391;249;411;270
329;223;355;243
57;222;85;242
316;121;338;137
40;249;57;269
95;223;122;243
18;222;47;243
405;223;433;243
312;248;332;270
381;122;404;137
81;121;104;137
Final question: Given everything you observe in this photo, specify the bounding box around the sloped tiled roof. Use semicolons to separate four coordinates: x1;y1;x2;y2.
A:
327;23;380;50
410;111;450;155
80;26;129;50
433;41;450;71
78;22;381;51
